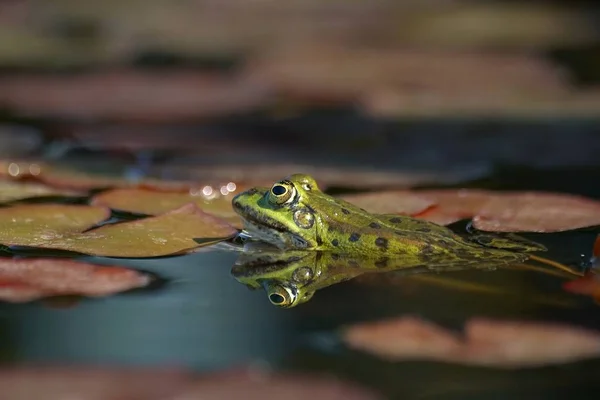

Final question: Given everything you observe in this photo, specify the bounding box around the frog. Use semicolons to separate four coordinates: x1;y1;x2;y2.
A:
231;173;546;270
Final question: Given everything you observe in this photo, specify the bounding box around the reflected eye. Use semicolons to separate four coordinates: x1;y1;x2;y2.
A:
268;182;294;205
266;284;297;307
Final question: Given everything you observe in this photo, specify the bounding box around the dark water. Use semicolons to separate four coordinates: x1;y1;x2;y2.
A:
1;162;600;399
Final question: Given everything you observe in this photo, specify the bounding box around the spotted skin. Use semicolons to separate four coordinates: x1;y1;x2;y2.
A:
232;174;545;271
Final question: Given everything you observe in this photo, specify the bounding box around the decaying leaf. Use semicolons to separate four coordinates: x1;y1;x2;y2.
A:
91;187;244;228
470;192;600;232
51;203;238;258
339;191;434;216
0;159;233;192
0;180;85;202
343;316;600;368
158;163;481;190
0;204;111;247
0;203;237;258
339;189;600;232
0;366;382;400
0;257;151;302
0;70;272;122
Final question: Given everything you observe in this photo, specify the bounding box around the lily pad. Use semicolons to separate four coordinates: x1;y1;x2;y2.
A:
91;186;244;228
341;189;600;232
0;203;237;258
0;204;111;247
0;258;151;302
342;316;600;368
0;180;85;203
339;191;435;215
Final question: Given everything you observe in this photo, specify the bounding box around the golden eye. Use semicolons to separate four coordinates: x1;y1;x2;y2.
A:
269;182;293;204
267;285;297;307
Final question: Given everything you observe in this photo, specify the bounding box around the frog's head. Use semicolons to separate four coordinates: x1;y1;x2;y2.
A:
232;174;321;249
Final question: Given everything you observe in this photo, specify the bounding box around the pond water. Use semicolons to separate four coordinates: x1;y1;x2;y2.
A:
0;159;599;399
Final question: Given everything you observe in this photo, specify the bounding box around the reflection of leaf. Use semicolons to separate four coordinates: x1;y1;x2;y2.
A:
0;258;151;302
343;316;600;368
0;203;237;258
0;180;85;203
91;187;243;228
563;273;600;302
0;366;381;400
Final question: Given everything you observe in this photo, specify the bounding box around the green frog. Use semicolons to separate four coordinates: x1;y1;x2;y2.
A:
231;174;545;270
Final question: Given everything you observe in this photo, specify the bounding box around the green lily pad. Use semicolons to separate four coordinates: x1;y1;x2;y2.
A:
91;187;244;228
0;204;111;247
0;203;237;258
0;257;151;303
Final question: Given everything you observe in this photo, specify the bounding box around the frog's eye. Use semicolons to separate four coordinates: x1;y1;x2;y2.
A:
268;182;294;205
267;285;297;307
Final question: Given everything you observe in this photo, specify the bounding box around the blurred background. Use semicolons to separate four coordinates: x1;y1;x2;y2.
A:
0;0;600;183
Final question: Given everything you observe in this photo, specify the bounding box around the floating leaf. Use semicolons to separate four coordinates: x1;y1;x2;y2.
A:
0;258;151;302
0;180;85;203
342;316;600;368
0;70;271;121
91;187;244;228
0;204;111;247
340;191;434;215
470;192;600;232
0;203;237;257
359;189;600;232
50;203;238;257
156;163;482;190
0;366;381;400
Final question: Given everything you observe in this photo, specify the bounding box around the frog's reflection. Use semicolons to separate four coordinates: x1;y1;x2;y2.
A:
230;245;500;308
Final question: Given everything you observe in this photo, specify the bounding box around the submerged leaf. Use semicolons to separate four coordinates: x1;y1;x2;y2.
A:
0;203;237;258
0;258;151;302
91;187;243;228
342;316;600;368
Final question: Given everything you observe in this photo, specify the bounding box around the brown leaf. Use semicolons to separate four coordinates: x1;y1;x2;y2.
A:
0;366;382;400
0;258;151;302
91;187;244;228
52;203;238;258
0;179;85;202
0;203;237;258
416;189;600;232
158;163;478;190
340;190;435;215
0;159;260;196
0;204;111;247
343;316;600;368
0;70;272;122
